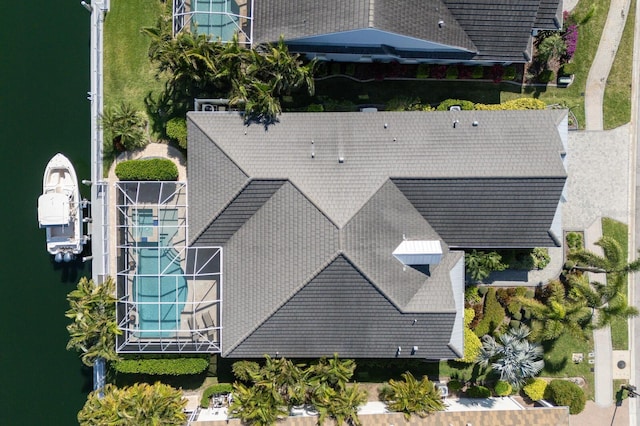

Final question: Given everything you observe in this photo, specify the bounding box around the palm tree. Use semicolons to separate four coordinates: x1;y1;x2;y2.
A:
379;372;445;420
516;280;592;341
476;324;544;388
66;276;121;367
229;381;288;426
568;236;640;275
308;353;356;391
313;383;367;426
100;102;148;152
567;273;638;329
78;382;187;425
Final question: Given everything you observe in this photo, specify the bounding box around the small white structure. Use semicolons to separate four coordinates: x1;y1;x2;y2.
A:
392;240;442;265
38;153;86;262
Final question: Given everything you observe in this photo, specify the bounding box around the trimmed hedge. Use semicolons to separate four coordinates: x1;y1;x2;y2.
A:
494;381;512;397
475;98;546;110
166;117;187;149
473;288;506;337
113;356;209;376
200;383;234;408
457;309;482;363
467;385;491;398
523;378;547;401
545;379;586;414
448;379;463;392
437;99;475;111
472;66;484;79
115;158;179;181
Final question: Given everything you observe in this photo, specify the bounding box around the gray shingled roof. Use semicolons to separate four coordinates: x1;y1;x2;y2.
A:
188;109;567;358
252;0;561;62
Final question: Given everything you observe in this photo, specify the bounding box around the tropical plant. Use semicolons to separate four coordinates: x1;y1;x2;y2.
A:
476;324;544;388
313;383;368;426
229;381;288;426
379;372;445;420
78;382;187;425
66;276;121;367
231;360;261;382
516;280;592;341
308;354;356;391
101;102;148;152
465;250;508;282
568;236;640;275
537;34;567;68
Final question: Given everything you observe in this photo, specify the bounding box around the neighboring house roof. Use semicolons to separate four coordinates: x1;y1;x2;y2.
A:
188;110;566;358
252;0;562;62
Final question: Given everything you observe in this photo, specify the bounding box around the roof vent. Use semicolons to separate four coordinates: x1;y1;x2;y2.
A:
384;123;388;129
472;120;479;126
453;119;459;128
393;240;443;265
438;20;445;28
311;141;315;158
338;156;344;163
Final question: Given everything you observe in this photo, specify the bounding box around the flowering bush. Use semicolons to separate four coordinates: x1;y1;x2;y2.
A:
563;24;578;60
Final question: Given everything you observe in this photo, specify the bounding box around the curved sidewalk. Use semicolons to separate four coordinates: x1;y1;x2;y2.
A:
584;0;632;130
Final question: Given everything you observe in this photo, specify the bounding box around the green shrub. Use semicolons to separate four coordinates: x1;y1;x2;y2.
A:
509;319;521;328
465;285;481;304
503;66;516;80
525;289;535;299
494;381;512;396
166;117;187;149
345;63;356;76
200;383;234;408
306;104;324;112
531;248;551;270
458;309;483;363
445;66;458;79
467;385;491;398
566;232;584;252
115;158;179;181
523;378;547;401
114;356;209;376
545;379;586;414
472;66;484;79
330;63;342;75
473;288;506;337
478;286;489;296
560;63;577;76
538;70;555;83
416;64;430;79
437;99;475;111
511;311;522;320
474;98;546;111
448;379;463;392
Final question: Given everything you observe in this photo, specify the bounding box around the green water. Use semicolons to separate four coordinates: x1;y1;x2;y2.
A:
0;2;92;424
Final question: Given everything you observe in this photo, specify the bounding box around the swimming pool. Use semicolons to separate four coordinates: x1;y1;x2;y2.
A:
133;246;187;338
193;0;239;41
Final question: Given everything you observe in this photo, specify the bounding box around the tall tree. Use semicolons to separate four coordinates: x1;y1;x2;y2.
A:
78;382;187;425
66;276;121;367
568;236;640;275
476;324;544;388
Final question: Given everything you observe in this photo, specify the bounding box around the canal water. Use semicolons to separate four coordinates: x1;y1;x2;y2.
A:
1;1;92;424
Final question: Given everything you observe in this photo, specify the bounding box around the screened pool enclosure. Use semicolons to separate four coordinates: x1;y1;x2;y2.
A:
173;0;253;45
114;182;222;353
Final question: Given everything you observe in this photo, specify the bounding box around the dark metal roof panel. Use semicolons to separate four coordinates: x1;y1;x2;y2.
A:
393;177;567;248
221;182;340;355
535;0;563;29
187;115;249;244
227;255;458;359
194;180;286;246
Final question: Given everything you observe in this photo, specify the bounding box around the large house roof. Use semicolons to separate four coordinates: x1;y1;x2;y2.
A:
252;0;562;62
188;110;567;358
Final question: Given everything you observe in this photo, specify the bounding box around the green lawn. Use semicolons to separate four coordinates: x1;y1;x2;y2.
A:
104;0;166;114
603;0;635;129
541;332;595;400
601;217;630;350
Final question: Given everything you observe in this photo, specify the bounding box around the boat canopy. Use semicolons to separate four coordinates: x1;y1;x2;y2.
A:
38;193;70;226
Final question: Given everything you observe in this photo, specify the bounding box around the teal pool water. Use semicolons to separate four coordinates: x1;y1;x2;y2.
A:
135;208;154;238
193;0;239;41
134;246;187;337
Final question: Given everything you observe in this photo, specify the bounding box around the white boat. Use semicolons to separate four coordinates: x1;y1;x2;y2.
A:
37;153;86;262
